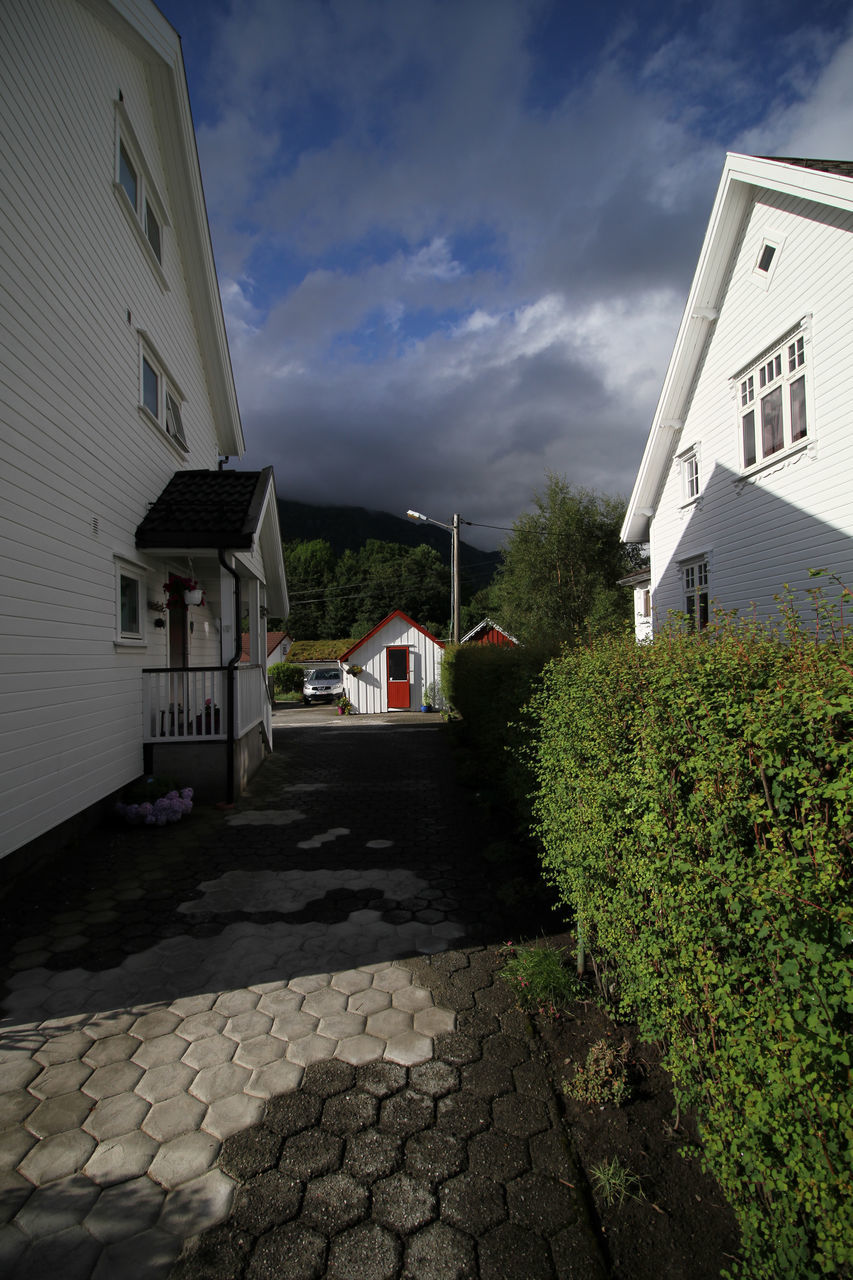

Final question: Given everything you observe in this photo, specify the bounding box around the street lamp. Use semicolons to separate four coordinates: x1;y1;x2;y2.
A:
406;509;461;644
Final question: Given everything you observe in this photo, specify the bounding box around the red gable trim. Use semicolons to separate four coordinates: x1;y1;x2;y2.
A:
340;610;445;661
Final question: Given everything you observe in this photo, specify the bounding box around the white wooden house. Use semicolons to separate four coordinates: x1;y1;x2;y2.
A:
0;0;288;862
622;155;853;636
340;612;445;714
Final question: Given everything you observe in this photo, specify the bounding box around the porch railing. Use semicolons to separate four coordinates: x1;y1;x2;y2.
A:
143;666;269;743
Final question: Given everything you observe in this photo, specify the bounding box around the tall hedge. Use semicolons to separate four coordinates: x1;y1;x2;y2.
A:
526;602;852;1278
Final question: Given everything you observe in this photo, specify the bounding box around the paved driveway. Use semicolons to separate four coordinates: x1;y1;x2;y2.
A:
0;718;604;1279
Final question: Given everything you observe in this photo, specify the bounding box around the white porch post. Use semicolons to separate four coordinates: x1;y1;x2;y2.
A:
247;577;262;666
219;559;238;665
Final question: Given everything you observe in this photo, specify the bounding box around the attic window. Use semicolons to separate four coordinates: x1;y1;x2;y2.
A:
757;244;776;272
114;101;169;287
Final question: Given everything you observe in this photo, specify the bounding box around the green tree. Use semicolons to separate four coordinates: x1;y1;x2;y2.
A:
494;474;636;649
282;539;337;638
325;540;450;637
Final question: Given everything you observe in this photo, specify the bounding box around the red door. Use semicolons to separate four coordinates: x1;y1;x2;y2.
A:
386;647;410;709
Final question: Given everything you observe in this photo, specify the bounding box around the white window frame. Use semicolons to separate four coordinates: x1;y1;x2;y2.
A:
115;559;147;646
678;445;701;504
681;556;710;631
733;320;812;475
751;230;785;290
114;101;169;290
138;333;189;453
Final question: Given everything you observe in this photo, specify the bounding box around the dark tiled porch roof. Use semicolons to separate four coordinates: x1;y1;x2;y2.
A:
136;468;273;551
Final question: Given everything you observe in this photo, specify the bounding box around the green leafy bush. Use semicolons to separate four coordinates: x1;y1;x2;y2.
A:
525;593;853;1279
268;662;304;694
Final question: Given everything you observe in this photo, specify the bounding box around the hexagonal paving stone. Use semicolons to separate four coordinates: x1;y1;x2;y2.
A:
384;1032;434;1067
409;1060;459;1099
286;1034;337;1067
316;1011;366;1041
0;1056;41;1092
246;1058;305;1099
135;1061;196;1104
83;1174;165;1244
334;1034;385;1067
278;1129;342;1180
326;1221;400;1280
263;1091;322;1138
403;1221;477;1280
83;1091;150;1143
83;1034;139;1069
130;1009;182;1041
0;1088;37;1129
478;1220;553;1279
414;1007;456;1037
18;1129;96;1186
33;1030;92;1065
370;966;412;993
14;1172;100;1238
233;1034;285;1069
391;985;434;1013
175;1010;227;1042
30;1059;92;1100
364;1007;413;1040
190;1060;251;1104
246;1222;326;1279
506;1171;579;1234
347;987;391;1017
83;1012;137;1041
330;969;372;996
467;1131;531;1182
85;1129;159;1186
169;993;218;1018
491;1094;550;1139
90;1224;182;1278
372;1171;437;1234
301;1171;369;1234
158;1166;236;1237
404;1130;466;1188
149;1131;220;1189
301;987;348;1019
8;1222;101;1277
203;1092;265;1139
83;1060;144;1101
131;1034;189;1069
181;1034;236;1071
25;1090;93;1138
461;1058;515;1098
435;1092;491;1139
321;1091;378;1136
441;1172;508;1234
213;990;260;1017
223;1010;273;1043
257;989;304;1018
142;1092;207;1143
379;1088;434;1139
270;1010;319;1041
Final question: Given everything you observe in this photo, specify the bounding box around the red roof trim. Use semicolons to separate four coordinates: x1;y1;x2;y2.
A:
340;610;445;660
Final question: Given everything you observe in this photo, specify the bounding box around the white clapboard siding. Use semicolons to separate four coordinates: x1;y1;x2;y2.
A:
0;0;233;857
341;614;445;715
650;187;853;629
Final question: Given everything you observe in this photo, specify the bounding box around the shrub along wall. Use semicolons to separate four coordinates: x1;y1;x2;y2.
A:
525;602;852;1279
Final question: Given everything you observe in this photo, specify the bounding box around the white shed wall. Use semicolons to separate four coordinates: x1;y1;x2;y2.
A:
0;0;225;856
650;189;853;629
342;618;444;714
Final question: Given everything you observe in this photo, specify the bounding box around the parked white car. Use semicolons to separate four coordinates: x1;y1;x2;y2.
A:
302;667;344;705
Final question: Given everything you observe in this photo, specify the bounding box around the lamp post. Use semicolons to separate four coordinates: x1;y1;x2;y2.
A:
406;509;461;643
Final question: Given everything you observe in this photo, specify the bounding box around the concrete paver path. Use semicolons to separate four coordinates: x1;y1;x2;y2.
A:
0;714;606;1278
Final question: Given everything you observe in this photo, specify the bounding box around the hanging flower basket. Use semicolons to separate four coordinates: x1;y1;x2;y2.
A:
164;576;205;609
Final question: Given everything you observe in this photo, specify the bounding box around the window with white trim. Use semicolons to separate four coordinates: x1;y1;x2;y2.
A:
681;448;700;502
114;102;168;277
736;325;809;471
116;560;146;644
139;339;188;451
683;559;709;631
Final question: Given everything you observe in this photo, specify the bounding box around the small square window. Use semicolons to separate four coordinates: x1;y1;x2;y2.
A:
116;562;146;644
757;244;776;272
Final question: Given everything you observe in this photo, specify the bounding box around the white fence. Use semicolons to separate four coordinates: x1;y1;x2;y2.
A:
143;665;267;742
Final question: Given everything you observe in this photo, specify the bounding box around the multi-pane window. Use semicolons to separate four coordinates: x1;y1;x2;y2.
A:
738;329;808;470
140;343;188;450
683;450;700;500
684;560;709;630
115;104;166;269
116;562;146;643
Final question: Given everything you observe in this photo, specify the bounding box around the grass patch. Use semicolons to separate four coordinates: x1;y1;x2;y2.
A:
500;941;583;1018
564;1036;634;1106
590;1156;646;1208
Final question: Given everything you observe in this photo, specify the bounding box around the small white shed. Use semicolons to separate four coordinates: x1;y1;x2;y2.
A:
340;611;445;714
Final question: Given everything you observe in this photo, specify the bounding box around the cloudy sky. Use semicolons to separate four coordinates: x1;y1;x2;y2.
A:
160;0;853;548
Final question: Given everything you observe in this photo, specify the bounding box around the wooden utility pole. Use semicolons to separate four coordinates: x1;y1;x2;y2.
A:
452;513;461;644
